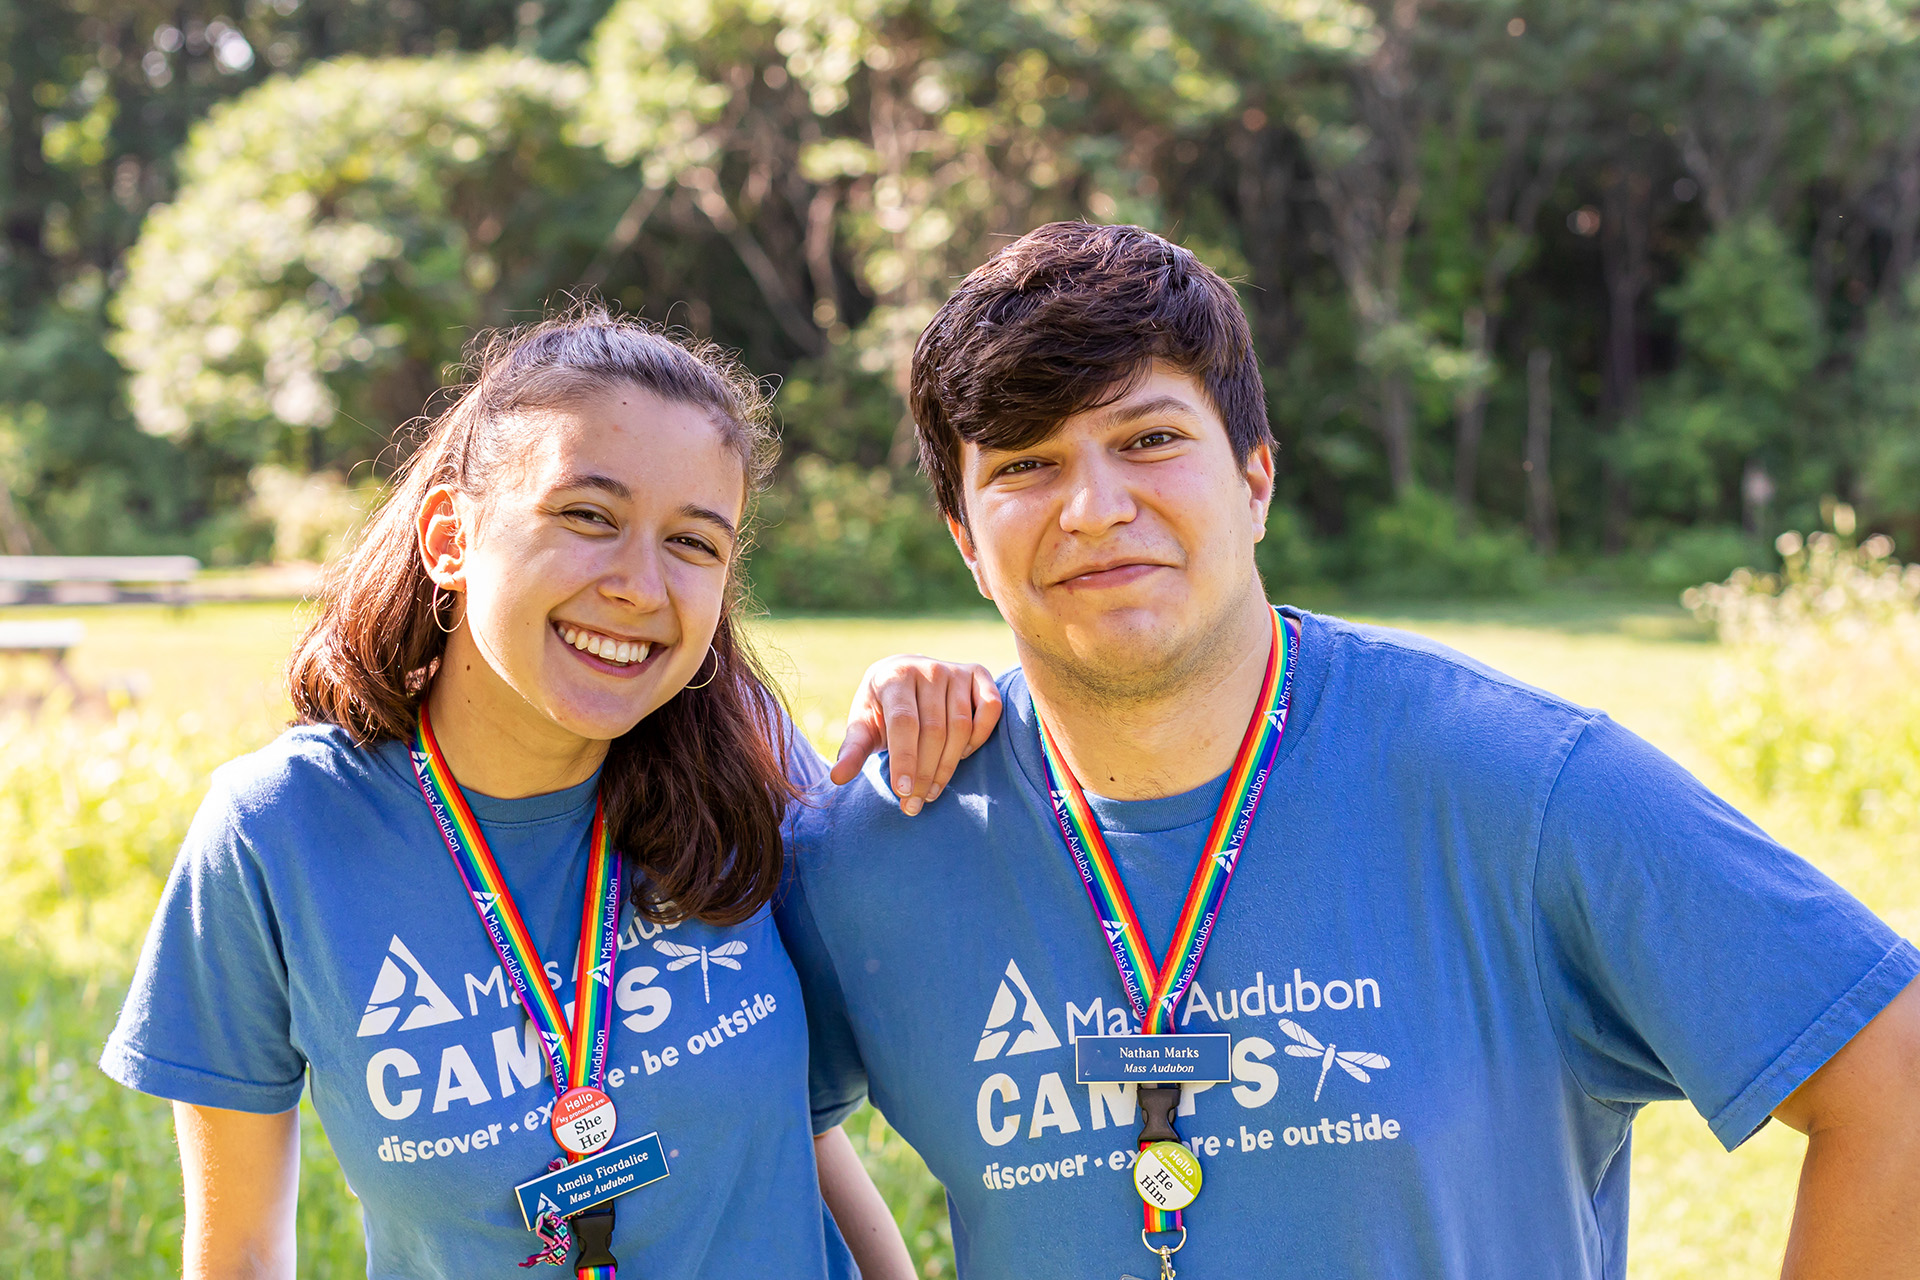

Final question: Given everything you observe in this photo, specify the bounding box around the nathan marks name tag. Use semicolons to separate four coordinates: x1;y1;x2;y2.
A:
1074;1034;1232;1084
513;1132;670;1228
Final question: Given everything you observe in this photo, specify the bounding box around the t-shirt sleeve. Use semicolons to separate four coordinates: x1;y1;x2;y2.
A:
1532;714;1920;1150
775;793;870;1134
781;708;832;792
99;774;308;1113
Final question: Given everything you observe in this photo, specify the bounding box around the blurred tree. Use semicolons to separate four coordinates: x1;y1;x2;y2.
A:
1857;271;1920;545
0;0;590;553
9;0;1920;582
110;52;625;477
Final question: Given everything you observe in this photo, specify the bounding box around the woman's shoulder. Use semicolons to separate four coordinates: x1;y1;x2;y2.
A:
209;722;416;827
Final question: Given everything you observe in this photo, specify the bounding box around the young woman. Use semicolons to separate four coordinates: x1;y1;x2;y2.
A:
101;310;1001;1280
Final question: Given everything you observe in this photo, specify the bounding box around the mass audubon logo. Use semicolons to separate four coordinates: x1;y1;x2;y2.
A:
356;935;463;1037
974;960;1061;1061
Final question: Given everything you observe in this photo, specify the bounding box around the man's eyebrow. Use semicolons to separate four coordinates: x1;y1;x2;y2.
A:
552;472;631;500
974;394;1208;459
1100;394;1207;428
680;504;737;539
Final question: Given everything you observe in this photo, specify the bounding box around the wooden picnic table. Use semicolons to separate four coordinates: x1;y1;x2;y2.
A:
0;555;200;605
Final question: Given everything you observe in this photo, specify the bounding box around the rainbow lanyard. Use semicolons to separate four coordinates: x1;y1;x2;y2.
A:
410;708;623;1279
1036;607;1299;1235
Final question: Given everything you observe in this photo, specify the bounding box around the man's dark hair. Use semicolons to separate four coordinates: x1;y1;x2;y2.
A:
910;221;1271;526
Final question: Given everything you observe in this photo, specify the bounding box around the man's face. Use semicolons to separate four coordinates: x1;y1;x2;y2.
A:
948;362;1274;700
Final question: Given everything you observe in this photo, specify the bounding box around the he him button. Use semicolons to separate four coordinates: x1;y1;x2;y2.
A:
1133;1140;1202;1212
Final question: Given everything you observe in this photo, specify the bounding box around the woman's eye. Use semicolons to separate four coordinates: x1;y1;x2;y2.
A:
670;535;721;558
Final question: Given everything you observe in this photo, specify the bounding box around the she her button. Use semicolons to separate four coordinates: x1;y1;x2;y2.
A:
551;1086;617;1156
1133;1141;1202;1212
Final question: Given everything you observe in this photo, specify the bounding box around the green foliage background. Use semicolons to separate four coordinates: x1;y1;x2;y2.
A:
6;0;1920;598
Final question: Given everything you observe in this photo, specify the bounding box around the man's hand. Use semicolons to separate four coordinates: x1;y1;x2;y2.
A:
1773;975;1920;1279
833;655;1003;815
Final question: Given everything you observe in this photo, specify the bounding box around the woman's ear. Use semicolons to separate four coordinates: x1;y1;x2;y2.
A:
417;485;468;590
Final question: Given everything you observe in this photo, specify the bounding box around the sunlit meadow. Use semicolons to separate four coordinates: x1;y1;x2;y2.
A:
2;581;1913;1279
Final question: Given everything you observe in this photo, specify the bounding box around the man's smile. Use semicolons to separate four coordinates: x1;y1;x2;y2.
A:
1055;562;1166;590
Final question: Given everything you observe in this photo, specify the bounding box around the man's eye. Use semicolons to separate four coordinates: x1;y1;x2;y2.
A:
1132;430;1179;449
996;459;1044;478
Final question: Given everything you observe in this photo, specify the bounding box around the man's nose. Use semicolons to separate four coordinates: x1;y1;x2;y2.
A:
1058;458;1137;535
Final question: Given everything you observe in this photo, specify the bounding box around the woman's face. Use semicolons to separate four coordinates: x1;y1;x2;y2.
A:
427;383;747;747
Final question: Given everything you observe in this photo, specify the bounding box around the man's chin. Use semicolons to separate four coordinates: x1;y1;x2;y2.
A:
1049;619;1211;697
1019;589;1259;702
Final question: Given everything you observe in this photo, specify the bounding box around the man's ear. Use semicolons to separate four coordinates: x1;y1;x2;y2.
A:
417;485;469;590
946;513;994;601
1244;441;1276;544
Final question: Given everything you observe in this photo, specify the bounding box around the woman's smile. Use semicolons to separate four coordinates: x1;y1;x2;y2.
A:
552;619;666;677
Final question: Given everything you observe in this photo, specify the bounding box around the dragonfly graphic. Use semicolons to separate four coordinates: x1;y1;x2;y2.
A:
1278;1018;1390;1101
653;940;746;1002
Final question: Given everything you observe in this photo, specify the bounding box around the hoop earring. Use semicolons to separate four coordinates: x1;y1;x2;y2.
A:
683;649;718;690
431;584;459;635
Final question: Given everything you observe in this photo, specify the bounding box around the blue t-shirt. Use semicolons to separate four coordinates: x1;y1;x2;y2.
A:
777;609;1919;1280
103;724;855;1280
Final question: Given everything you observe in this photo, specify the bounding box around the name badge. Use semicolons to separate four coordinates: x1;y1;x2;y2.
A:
513;1132;670;1228
1074;1034;1231;1084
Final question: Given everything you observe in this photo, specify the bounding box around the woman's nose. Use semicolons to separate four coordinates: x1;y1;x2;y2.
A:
600;542;671;610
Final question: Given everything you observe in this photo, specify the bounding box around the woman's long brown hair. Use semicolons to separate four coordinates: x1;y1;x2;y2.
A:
288;306;797;926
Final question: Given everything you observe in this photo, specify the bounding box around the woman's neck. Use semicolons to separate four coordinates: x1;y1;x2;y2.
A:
425;630;608;799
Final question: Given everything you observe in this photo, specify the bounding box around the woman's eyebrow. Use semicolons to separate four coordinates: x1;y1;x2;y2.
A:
552;476;735;538
682;504;737;539
553;471;631;500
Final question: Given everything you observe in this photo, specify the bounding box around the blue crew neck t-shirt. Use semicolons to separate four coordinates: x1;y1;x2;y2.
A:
103;724;855;1280
776;609;1919;1280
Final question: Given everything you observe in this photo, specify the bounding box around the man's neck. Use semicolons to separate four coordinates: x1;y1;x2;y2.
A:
1025;594;1277;801
425;632;607;800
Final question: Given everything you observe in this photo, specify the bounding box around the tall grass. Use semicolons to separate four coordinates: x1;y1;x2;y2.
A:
1685;525;1920;831
0;702;370;1277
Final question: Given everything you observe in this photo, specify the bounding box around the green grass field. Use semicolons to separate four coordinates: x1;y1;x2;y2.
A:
1;594;1911;1278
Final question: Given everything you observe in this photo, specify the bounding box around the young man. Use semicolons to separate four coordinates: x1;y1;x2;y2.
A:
778;222;1920;1279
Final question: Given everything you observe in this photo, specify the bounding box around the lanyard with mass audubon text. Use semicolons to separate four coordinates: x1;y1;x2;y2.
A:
1037;608;1298;1273
411;707;660;1280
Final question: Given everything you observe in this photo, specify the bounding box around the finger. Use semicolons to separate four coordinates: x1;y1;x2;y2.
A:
876;683;922;808
830;718;882;786
965;666;1004;753
903;675;949;816
925;674;976;802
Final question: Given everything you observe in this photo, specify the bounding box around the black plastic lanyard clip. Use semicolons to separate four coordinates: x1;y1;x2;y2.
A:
1137;1082;1181;1144
570;1205;618;1273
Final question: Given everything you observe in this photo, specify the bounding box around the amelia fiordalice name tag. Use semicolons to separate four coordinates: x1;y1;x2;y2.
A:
513;1132;669;1229
1074;1034;1232;1084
